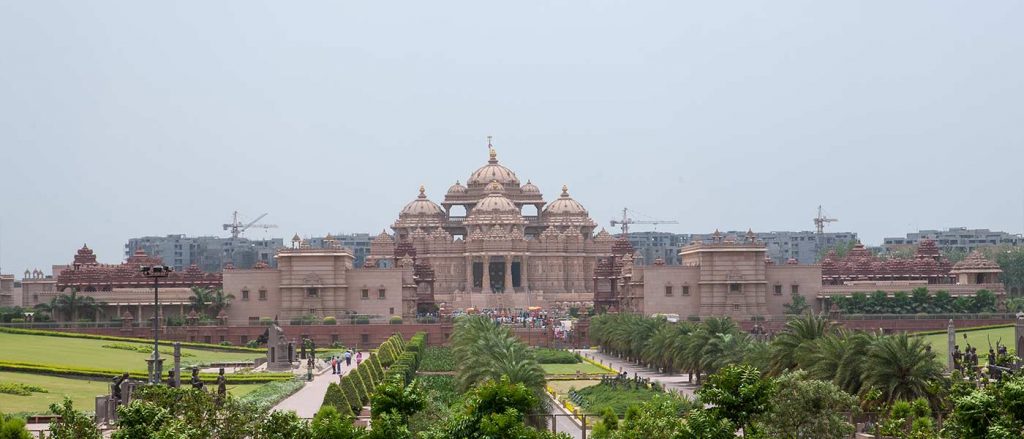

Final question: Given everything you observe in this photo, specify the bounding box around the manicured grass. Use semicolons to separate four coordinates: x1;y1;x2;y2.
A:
541;362;608;375
0;371;107;415
917;325;1016;362
0;332;259;372
548;379;600;396
0;371;268;415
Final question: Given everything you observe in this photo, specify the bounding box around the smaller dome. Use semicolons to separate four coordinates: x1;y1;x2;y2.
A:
543;185;588;215
473;192;518;213
400;186;445;216
521;180;540;194
485;180;505;193
952;251;1002;273
447;180;467;195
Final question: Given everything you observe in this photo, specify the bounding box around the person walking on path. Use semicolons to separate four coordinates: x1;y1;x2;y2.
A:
344;350;352;366
331;357;338;374
356;352;363;365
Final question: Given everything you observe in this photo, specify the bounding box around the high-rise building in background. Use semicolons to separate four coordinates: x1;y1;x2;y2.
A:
305;233;373;267
125;235;285;272
883;228;1023;253
626;230;858;265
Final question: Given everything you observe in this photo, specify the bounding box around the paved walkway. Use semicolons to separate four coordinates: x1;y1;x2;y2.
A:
272;353;368;418
575;349;698;397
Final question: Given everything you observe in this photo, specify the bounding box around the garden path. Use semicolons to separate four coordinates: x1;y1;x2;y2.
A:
576;349;698;397
272;352;368;418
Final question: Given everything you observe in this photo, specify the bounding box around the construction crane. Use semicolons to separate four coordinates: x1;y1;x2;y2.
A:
223;211;278;238
609;208;678;236
813;205;838;234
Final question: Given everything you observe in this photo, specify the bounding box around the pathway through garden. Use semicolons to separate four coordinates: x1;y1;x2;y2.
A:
272;352;368;418
576;349;698;397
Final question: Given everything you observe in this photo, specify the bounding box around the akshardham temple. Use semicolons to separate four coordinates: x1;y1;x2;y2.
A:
366;145;614;311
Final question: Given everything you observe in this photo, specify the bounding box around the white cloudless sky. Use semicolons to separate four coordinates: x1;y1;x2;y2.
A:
1;1;1022;273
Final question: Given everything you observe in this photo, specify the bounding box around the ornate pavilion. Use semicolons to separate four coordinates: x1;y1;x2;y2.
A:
367;144;615;312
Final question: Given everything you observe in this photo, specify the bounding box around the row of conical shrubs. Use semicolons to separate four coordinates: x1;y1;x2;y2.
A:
321;333;423;416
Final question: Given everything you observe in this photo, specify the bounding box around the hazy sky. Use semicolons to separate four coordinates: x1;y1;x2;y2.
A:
2;1;1023;274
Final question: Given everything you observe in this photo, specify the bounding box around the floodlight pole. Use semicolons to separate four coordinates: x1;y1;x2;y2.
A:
142;265;171;384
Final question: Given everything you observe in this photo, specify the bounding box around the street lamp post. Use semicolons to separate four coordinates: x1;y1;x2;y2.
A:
141;265;172;384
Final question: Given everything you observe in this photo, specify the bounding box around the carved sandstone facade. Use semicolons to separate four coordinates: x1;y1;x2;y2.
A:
367;145;613;311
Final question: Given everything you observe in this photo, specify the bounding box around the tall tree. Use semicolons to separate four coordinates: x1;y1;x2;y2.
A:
861;333;943;404
188;287;214;316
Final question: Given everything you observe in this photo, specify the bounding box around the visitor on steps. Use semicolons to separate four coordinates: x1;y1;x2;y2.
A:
344;350;352;366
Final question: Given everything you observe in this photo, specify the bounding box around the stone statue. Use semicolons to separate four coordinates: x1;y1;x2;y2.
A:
112;373;128;401
952;345;963;371
216;368;227;400
190;367;204;390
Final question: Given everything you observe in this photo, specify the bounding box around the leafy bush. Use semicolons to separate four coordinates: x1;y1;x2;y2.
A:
355;316;370;325
533;348;581;364
323;316;337;325
390;316;403;325
0;413;31;439
245;339;262;348
48;398;101;439
574;382;676;417
218;340;233;346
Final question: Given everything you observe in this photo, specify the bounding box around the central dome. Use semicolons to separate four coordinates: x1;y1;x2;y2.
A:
467;147;520;187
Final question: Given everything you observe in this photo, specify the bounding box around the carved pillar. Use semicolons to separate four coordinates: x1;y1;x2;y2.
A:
465;256;473;291
504;256;513;293
947;320;956;372
482;255;491;293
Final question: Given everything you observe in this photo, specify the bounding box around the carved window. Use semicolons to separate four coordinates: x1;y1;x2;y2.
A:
361;289;369;300
361;334;369;344
664;286;673;297
791;285;799;295
730;283;741;293
774;285;783;296
732;304;740;311
241;289;250;300
248;316;259;324
378;288;386;300
389;307;395;315
306;287;319;298
258;289;267;301
681;286;690;296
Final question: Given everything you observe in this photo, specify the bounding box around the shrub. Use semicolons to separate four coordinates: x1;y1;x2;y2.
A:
330;340;346;349
237;378;306;411
0;382;47;396
323;316;337;325
218;341;233;346
349;369;370;405
0;361;290;384
245;339;262;348
355;316;370;325
419;347;455;372
0;413;31;439
389;316;403;325
48;398;101;439
8;319;24;324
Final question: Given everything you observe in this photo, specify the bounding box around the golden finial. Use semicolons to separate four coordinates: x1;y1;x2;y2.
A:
418;185;426;198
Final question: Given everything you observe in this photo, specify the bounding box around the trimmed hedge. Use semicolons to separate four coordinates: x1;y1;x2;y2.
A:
340;375;362;413
912;323;1014;337
368;354;384;380
350;370;370;405
0;360;291;383
356;364;375;396
0;326;263;353
322;382;354;417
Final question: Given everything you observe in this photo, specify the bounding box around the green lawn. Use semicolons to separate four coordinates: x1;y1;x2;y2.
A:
0;332;259;372
0;371;265;415
548;379;600;396
541;362;608;375
917;325;1015;362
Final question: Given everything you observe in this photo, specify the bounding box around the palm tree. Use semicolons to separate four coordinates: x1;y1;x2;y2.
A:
49;289;105;322
769;313;836;375
188;287;214;316
207;288;235;316
803;331;877;395
861;333;943;404
452;316;546;400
